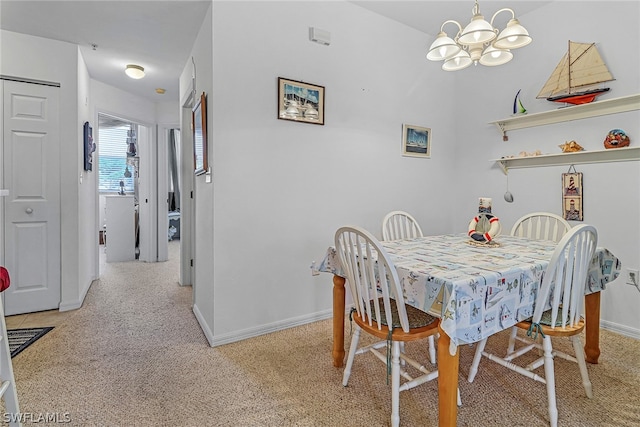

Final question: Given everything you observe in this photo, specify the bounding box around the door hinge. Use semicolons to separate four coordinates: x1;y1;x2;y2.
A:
191;191;193;199
190;259;193;267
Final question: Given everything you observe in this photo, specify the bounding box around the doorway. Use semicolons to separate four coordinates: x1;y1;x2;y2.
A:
96;113;156;268
157;126;182;264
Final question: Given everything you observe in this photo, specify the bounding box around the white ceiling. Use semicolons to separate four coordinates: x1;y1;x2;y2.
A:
0;0;211;103
0;1;551;104
350;1;552;36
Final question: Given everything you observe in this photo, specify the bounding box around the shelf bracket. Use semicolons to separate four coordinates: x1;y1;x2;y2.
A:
497;160;508;175
498;123;508;141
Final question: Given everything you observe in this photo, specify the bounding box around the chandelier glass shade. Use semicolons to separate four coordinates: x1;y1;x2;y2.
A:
427;1;531;71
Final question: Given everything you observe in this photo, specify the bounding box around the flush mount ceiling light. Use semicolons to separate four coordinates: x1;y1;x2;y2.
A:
125;64;145;79
427;0;531;71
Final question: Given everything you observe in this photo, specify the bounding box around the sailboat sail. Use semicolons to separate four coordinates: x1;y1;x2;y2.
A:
537;41;614;104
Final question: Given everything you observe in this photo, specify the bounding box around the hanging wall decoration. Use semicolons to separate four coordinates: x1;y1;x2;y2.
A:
83;121;95;171
562;165;583;221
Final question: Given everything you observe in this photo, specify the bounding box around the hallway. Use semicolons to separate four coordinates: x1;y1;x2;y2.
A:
6;240;182;330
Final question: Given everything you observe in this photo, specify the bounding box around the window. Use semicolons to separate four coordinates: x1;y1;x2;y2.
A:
98;114;137;193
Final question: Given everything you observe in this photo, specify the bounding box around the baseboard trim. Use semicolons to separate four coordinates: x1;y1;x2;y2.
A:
191;307;639;348
600;320;640;340
200;309;333;347
58;300;82;312
59;278;95;312
193;303;215;346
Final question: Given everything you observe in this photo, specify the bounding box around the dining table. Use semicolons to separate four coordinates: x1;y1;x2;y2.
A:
316;233;621;427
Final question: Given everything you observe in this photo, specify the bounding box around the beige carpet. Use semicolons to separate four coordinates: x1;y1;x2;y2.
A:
6;241;640;426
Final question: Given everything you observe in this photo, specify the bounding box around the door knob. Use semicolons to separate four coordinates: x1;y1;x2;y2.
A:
25;208;33;214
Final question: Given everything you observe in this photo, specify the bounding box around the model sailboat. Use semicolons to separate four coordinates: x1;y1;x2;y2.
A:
537;41;614;105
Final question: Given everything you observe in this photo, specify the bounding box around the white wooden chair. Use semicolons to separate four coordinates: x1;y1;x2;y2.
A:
511;212;571;243
381;211;437;364
468;224;598;427
382;211;424;241
335;226;440;427
0;292;21;426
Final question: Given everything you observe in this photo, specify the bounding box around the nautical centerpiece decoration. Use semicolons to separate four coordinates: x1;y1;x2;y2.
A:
603;129;630;149
537;40;613;105
468;197;501;245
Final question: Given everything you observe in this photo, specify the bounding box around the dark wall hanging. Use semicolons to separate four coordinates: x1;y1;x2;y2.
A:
83;121;95;171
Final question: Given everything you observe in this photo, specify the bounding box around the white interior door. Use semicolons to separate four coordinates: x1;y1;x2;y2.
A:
2;80;61;315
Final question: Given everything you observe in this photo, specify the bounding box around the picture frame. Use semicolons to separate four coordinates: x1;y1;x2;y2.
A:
192;92;208;175
402;124;431;158
562;171;583;221
278;77;324;125
83;121;95;171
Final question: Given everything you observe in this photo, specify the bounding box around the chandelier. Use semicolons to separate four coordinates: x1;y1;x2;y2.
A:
427;0;532;71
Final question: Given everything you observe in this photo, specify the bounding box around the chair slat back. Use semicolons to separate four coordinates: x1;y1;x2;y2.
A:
382;211;424;241
532;224;598;329
511;212;571;243
335;226;409;332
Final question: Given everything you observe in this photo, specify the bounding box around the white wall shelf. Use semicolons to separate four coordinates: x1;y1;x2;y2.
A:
492;146;640;174
490;94;640;140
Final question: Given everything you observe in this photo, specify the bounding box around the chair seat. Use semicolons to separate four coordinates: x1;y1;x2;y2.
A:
355;299;439;342
515;310;585;337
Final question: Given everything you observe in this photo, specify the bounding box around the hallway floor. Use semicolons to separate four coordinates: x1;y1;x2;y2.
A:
5;240;180;330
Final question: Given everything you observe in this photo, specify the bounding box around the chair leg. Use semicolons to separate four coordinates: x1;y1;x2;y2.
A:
571;336;593;398
542;336;558;427
507;326;518;355
468;338;488;383
391;340;401;427
428;335;437;364
342;327;361;386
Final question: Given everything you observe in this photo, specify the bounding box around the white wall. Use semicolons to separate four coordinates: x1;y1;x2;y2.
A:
77;48;97;307
187;0;640;344
179;2;214;340
452;1;640;336
201;1;457;343
0;30;88;311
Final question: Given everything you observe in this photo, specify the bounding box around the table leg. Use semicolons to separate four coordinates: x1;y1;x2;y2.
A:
332;274;346;367
584;292;601;364
437;323;458;427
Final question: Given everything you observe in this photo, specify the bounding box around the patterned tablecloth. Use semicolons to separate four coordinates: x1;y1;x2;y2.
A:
317;234;621;353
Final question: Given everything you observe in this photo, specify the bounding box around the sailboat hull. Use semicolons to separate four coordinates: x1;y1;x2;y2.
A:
546;88;610;105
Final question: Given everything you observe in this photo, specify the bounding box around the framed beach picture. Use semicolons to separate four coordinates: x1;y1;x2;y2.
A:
278;77;324;125
402;124;431;158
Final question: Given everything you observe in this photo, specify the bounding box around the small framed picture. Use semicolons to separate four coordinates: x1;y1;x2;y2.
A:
192;92;208;175
83;121;95;171
402;124;431;158
562;171;583;221
278;77;324;125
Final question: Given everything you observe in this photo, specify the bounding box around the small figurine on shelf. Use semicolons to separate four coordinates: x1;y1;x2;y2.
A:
603;129;630;149
559;140;583;153
512;89;527;115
